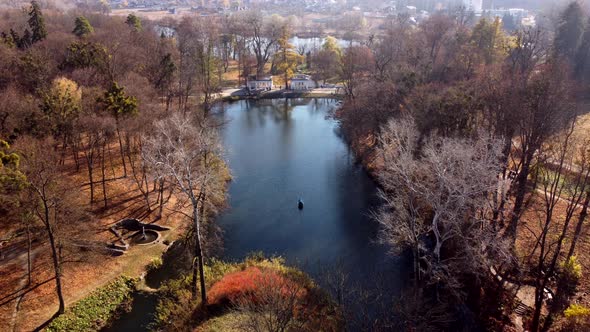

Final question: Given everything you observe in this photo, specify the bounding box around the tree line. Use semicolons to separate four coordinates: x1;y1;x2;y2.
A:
331;1;590;331
5;0;590;330
0;1;231;324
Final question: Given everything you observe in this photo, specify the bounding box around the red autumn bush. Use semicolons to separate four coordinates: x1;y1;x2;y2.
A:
207;266;306;306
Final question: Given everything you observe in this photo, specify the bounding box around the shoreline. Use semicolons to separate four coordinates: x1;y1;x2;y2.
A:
218;88;345;103
20;96;363;331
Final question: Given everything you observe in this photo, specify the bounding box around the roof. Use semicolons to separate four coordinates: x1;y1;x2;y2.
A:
248;75;272;81
291;74;312;81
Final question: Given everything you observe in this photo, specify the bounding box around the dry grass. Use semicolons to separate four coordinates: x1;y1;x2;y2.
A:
0;143;191;331
573;111;590;143
515;191;590;308
221;61;241;88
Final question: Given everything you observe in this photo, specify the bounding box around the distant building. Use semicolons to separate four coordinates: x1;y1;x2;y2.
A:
290;74;316;90
488;8;532;27
402;5;417;16
463;0;482;12
247;75;273;91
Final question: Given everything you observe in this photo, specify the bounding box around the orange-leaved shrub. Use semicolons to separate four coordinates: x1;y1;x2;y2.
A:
207;266;306;306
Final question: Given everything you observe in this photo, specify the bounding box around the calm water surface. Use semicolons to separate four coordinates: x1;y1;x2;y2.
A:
288;36;354;50
104;98;397;331
216;98;391;276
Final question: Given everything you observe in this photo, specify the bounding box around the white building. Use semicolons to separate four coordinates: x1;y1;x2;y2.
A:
290;74;316;90
463;0;482;13
247;75;273;91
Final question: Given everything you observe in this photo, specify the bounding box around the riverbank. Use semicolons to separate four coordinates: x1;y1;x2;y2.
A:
218;88;345;103
152;255;343;331
0;176;187;330
0;141;230;331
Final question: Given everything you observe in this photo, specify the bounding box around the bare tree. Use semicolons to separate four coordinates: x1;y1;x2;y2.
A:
78;115;115;205
420;14;456;72
127;135;152;212
18;137;84;316
376;117;511;299
525;116;590;332
507;64;576;242
339;45;374;99
143;113;224;304
237;11;285;76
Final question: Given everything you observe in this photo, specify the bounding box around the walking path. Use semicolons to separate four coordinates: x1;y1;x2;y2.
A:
9;248;38;332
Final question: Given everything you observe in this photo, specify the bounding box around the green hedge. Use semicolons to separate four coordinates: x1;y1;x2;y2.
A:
47;276;136;332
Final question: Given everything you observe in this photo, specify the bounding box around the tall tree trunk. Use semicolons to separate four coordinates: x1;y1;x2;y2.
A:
26;223;32;286
109;141;117;179
101;139;108;208
59;134;67;166
86;154;94;204
178;55;184;112
158;179;165;218
507;148;534;242
42;200;65;314
191;203;207;305
116;127;127;178
165;92;172;112
567;191;590;259
493;133;514;226
72;141;80;172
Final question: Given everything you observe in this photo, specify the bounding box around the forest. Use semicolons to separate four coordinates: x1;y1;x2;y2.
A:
2;0;590;331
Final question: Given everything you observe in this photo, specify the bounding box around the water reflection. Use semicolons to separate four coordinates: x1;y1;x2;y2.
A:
215;98;395;280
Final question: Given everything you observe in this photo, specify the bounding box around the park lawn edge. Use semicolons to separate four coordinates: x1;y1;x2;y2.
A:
46;276;137;332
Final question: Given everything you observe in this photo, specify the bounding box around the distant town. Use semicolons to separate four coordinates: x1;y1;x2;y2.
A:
100;0;537;30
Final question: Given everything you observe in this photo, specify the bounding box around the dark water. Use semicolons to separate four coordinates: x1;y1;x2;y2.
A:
216;98;393;278
104;98;398;331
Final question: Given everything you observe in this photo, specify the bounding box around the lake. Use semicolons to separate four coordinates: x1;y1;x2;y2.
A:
288;36;354;51
104;98;398;331
216;98;391;277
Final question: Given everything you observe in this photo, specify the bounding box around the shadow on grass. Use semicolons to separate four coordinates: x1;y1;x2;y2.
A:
33;310;60;332
0;277;54;306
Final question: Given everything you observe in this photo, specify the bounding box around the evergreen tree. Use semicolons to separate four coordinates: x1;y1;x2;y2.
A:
62;41;106;70
155;53;176;90
98;82;138;177
72;16;94;37
20;29;33;49
575;17;590;80
470;17;508;64
9;29;20;48
1;31;15;48
28;0;47;43
125;14;142;32
99;82;138;119
0;140;26;222
555;1;585;60
155;53;176;111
